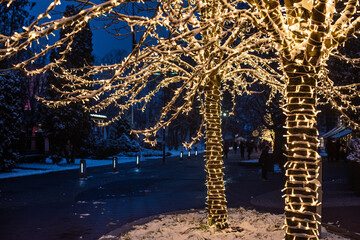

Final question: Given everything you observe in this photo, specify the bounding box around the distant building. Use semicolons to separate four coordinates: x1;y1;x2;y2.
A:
319;114;353;160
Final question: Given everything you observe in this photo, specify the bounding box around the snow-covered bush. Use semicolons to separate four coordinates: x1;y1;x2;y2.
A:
82;133;140;159
347;138;360;162
118;134;140;152
0;73;23;171
93;138;121;158
50;154;62;164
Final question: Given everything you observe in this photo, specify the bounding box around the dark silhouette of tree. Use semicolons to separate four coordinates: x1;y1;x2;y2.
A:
0;0;34;170
42;5;93;163
0;73;23;171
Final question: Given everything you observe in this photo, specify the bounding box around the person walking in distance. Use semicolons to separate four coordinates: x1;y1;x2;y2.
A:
240;141;245;160
259;145;270;180
233;141;238;154
247;141;253;160
223;141;229;159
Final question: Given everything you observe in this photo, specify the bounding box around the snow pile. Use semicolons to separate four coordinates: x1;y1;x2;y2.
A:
118;208;347;240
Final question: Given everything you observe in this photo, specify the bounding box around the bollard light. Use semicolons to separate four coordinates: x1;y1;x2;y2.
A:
79;159;87;179
112;157;118;172
188;150;191;159
180;151;183;160
195;150;198;157
136;154;140;169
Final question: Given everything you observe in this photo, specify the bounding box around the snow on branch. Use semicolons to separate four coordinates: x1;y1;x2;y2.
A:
331;0;358;37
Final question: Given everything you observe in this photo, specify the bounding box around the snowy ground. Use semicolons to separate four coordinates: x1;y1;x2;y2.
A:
0;157;127;179
107;208;348;240
0;147;204;179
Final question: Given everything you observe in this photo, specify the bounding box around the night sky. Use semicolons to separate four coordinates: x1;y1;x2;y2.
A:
31;1;133;61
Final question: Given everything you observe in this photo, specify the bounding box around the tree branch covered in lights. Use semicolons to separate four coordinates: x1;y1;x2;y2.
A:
43;0;281;229
2;0;360;238
220;0;360;239
0;0;155;73
0;0;282;230
8;0;360;237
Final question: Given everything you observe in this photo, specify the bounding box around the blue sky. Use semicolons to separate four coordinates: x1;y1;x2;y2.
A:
31;1;133;60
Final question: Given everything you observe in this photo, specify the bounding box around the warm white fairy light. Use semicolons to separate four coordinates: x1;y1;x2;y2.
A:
2;0;360;237
230;0;360;239
0;0;281;230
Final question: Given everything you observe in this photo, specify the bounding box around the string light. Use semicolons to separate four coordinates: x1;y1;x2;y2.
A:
1;0;360;237
239;0;360;239
0;0;281;229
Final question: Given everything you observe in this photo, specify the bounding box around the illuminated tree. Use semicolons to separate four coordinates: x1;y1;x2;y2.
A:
221;0;360;238
53;1;278;228
2;1;360;238
0;0;282;229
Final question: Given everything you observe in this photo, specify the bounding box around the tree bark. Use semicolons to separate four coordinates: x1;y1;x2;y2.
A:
284;64;321;239
204;74;228;229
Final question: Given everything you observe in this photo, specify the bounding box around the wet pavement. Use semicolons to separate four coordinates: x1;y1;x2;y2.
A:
0;151;359;240
0;155;209;240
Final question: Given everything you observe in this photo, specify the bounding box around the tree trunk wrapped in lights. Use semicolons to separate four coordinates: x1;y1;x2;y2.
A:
0;0;297;233
239;0;360;239
282;1;327;237
283;65;321;239
204;74;228;229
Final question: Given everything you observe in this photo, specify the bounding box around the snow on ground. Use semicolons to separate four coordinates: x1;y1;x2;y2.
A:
114;208;348;240
0;147;205;179
0;158;122;179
